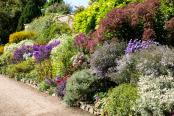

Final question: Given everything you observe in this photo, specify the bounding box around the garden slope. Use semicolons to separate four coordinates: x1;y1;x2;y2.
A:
0;75;91;116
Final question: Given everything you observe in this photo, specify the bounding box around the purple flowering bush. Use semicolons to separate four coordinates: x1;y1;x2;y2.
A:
90;42;126;78
13;41;60;63
125;39;159;54
107;45;174;84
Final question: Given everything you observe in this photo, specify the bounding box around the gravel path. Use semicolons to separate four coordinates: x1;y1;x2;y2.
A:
0;75;92;116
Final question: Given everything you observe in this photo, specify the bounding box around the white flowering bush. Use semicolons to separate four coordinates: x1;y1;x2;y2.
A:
4;39;34;53
107;45;174;84
135;72;174;116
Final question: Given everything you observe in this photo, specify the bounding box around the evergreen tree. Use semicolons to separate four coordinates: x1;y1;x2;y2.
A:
16;0;42;31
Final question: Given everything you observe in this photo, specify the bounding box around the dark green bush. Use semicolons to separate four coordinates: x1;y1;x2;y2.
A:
46;2;72;14
17;0;41;31
106;83;139;116
64;69;115;106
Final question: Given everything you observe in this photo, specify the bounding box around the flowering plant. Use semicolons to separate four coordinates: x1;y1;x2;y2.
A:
56;74;71;98
13;41;60;63
125;39;159;54
73;33;94;54
70;53;89;71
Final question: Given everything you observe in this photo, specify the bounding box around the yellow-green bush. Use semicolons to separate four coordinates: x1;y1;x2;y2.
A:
9;31;37;43
73;0;143;34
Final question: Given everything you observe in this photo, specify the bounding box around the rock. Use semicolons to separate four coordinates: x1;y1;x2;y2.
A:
80;104;86;110
52;93;56;97
88;107;94;114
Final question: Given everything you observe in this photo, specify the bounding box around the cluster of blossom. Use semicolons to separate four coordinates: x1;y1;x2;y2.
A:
73;33;93;54
70;54;88;70
56;75;71;98
13;41;60;63
125;39;159;54
44;76;59;87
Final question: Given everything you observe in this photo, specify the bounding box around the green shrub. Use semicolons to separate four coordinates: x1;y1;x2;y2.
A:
41;22;72;44
46;2;72;14
38;81;49;92
64;69;115;106
17;0;42;31
35;59;52;83
64;69;98;106
48;87;56;95
51;35;75;78
9;31;36;43
13;58;35;73
0;51;13;66
106;83;139;116
135;72;174;116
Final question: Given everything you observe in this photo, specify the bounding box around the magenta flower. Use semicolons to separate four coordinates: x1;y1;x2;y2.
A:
78;60;82;64
74;65;78;68
79;55;84;59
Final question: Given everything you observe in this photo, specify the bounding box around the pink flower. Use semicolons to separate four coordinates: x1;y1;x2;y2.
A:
73;60;77;63
75;55;78;59
79;55;84;59
73;63;76;66
70;57;74;61
78;60;82;64
82;62;87;67
74;65;78;68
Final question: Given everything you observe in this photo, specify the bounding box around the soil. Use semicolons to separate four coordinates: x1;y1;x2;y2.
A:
0;75;92;116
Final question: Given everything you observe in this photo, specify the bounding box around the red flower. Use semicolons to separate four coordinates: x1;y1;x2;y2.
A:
63;75;71;80
55;79;62;84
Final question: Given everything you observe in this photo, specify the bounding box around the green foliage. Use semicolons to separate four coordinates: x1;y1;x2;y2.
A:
48;87;56;95
9;31;36;43
13;58;35;73
0;51;13;66
136;72;174;116
106;83;139;116
73;0;143;34
41;22;72;44
46;2;72;14
35;59;52;83
51;35;75;78
74;6;85;15
17;0;41;31
64;69;98;106
38;81;49;92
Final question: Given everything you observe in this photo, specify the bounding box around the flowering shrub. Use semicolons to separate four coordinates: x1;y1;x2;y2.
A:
73;33;96;54
125;39;159;54
70;53;89;71
56;74;71;98
13;41;60;63
4;39;34;53
135;72;174;116
90;42;126;78
107;45;174;84
9;31;36;43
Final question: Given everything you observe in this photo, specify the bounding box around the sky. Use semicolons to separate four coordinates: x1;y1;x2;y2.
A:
63;0;89;9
